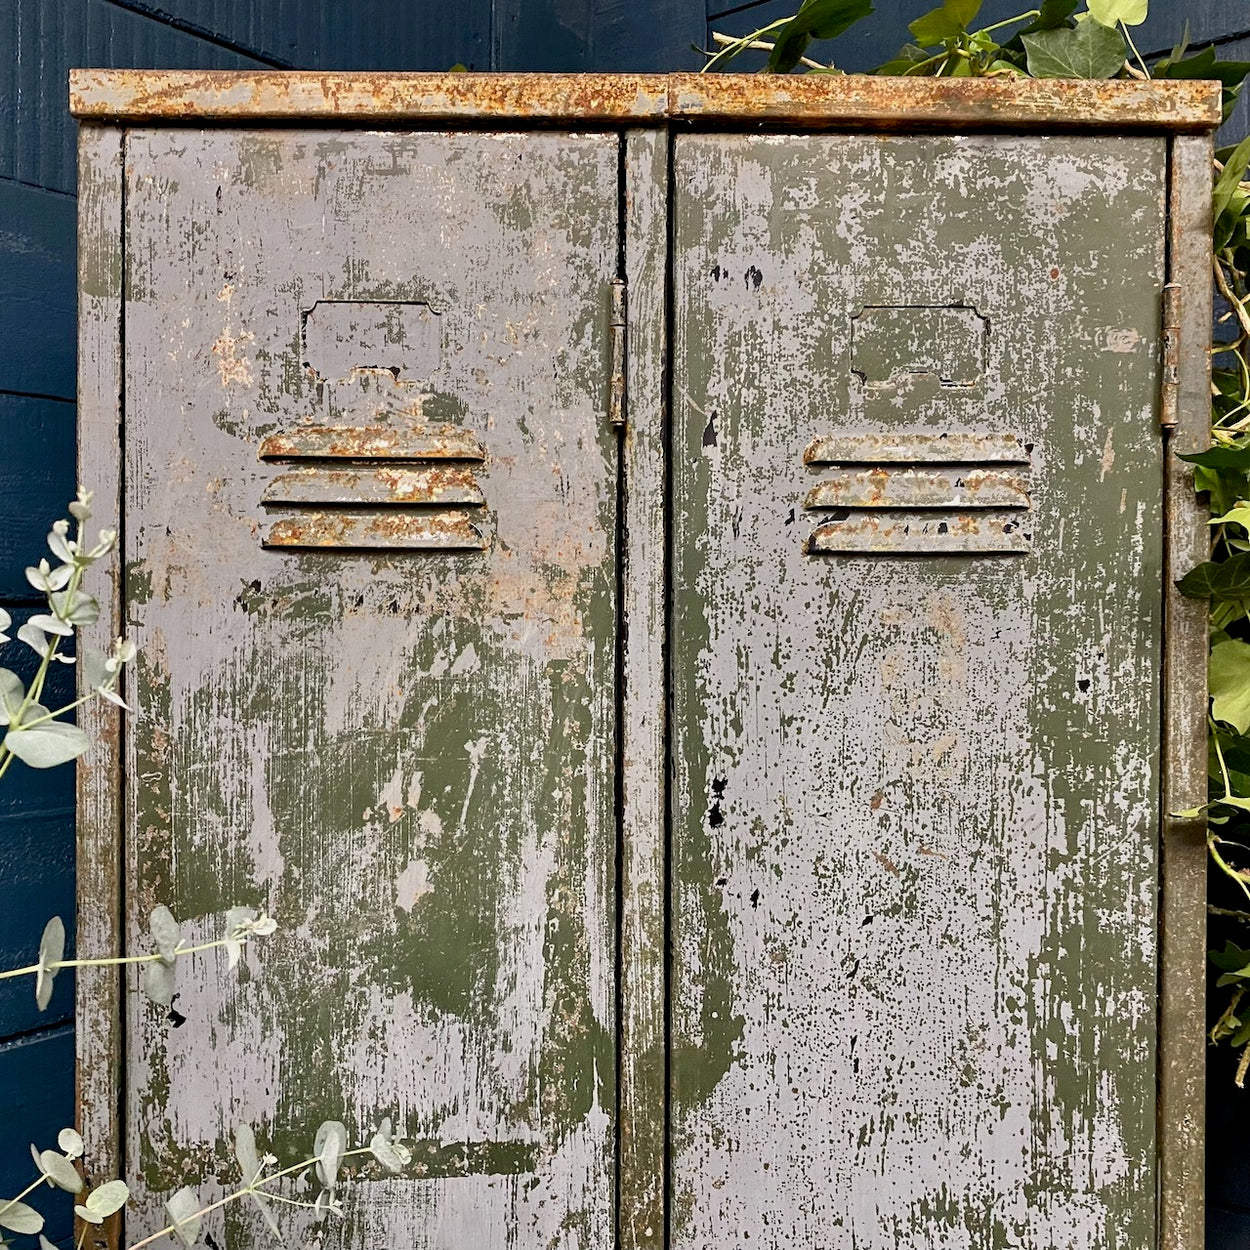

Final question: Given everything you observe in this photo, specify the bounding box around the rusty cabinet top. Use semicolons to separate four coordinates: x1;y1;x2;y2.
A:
69;70;1221;132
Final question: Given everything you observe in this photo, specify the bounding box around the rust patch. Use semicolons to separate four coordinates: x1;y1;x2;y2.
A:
263;508;488;550
257;423;485;462
262;465;485;506
68;71;1221;133
804;467;1029;510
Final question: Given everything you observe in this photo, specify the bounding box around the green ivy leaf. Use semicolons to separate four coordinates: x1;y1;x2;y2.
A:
1021;20;1126;78
1178;551;1250;602
1211;639;1250;733
766;0;874;72
1087;0;1146;28
1211;940;1250;973
1015;0;1078;37
908;0;982;47
1180;445;1250;470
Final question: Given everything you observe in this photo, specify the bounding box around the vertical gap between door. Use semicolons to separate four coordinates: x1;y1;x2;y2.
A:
661;126;678;1250
614;127;628;1250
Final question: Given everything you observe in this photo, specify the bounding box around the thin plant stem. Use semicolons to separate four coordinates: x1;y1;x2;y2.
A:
975;9;1039;36
1120;21;1150;79
702;17;791;72
0;1175;48;1220
0;937;242;982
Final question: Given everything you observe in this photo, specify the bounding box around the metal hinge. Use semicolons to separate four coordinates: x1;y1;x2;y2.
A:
609;278;627;428
1160;282;1181;430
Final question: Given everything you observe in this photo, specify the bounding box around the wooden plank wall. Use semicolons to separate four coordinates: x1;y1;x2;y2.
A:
0;0;1245;1243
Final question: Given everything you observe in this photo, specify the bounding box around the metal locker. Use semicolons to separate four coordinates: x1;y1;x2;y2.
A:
73;72;1218;1250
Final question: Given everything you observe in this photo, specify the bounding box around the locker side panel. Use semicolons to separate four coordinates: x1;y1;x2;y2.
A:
669;133;1167;1250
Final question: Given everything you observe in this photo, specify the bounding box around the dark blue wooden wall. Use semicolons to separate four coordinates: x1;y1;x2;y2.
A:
1;0;1247;1242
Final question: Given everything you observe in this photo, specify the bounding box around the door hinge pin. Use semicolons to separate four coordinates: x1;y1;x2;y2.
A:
609;279;627;428
1160;282;1181;430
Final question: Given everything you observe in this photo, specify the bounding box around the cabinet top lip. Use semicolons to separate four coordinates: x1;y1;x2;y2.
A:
70;70;1221;132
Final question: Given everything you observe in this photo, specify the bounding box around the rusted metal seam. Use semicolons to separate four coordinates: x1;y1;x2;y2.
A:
75;121;126;1250
68;71;1222;133
1158;133;1213;1250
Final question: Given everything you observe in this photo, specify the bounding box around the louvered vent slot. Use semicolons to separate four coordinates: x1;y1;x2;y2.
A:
802;432;1033;556
258;423;489;551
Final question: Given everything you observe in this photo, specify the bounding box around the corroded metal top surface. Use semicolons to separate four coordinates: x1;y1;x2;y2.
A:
69;70;1221;131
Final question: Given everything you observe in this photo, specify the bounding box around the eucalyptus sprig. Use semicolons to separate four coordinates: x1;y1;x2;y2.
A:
137;1119;412;1250
0;488;137;780
0;1127;129;1248
0;906;277;1012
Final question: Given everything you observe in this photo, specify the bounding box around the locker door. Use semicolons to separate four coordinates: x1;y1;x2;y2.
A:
669;133;1167;1249
121;128;620;1246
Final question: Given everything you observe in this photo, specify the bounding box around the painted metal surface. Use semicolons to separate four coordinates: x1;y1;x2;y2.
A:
119;126;620;1245
75;75;1217;1250
68;70;1222;131
75;120;127;1250
669;132;1168;1248
1158;133;1215;1250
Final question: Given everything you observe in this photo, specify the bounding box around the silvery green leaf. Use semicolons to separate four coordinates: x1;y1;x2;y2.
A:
25;561;72;593
234;1124;261;1184
224;906;257;969
17;622;52;659
35;1148;83;1194
83;1180;129;1219
368;1118;411;1174
0;607;9;644
312;1191;347;1223
35;917;65;1011
68;492;92;522
6;722;90;770
50;588;100;627
143;959;176;1007
39;1235;59;1250
47;521;75;564
163;1186;201;1248
57;1128;84;1160
28;613;73;638
0;670;24;726
149;906;181;965
0;1201;43;1235
247;1190;282;1241
313;1120;347;1189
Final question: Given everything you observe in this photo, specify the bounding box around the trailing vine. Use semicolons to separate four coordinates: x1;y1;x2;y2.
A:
705;0;1250;1077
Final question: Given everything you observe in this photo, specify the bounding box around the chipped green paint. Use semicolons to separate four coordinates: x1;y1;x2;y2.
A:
118;127;620;1245
669;133;1166;1249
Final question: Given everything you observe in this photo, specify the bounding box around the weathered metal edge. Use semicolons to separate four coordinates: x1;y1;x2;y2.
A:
1158;132;1212;1250
618;128;668;1250
75;122;125;1250
68;71;1221;132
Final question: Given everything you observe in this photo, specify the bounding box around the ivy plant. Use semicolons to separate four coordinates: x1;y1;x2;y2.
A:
705;1;1250;1078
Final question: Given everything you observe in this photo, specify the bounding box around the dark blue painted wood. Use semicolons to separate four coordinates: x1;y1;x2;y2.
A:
496;0;703;70
1;0;1248;1238
0;1028;75;1245
0;0;267;196
0;395;75;601
0;609;77;1037
105;0;494;71
0;179;77;402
